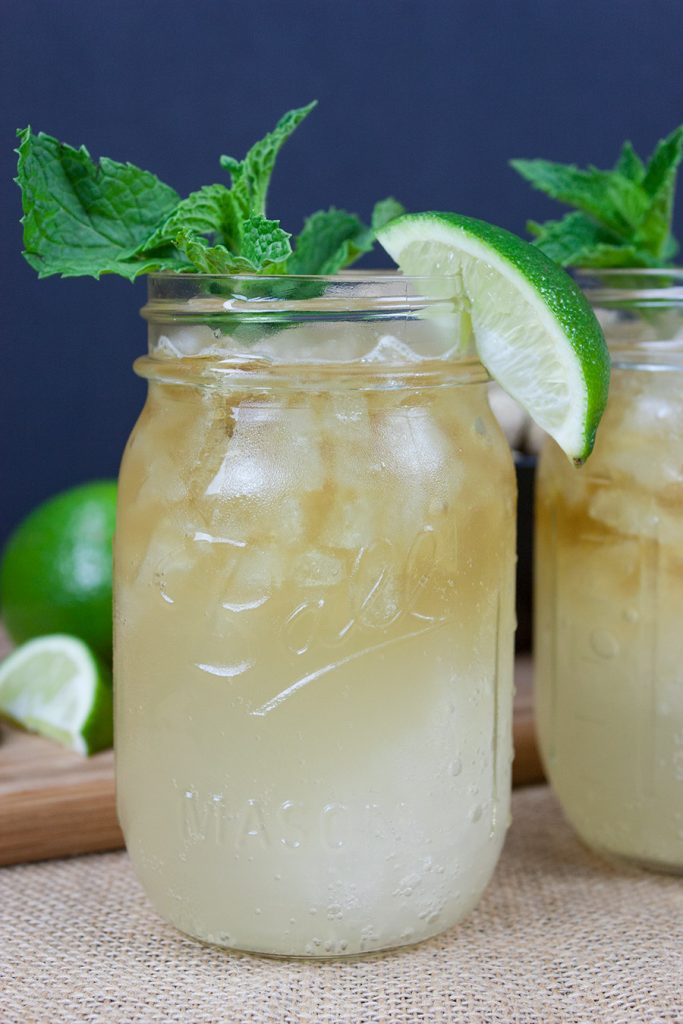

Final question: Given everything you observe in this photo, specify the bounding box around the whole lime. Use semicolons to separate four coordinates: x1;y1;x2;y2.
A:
0;481;117;660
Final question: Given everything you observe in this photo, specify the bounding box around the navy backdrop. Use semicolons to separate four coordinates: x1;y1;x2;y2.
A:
2;0;683;542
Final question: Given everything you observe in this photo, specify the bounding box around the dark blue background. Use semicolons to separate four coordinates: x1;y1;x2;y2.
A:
2;0;683;542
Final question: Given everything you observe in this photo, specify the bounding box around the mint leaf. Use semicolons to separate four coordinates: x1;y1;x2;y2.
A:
174;231;252;274
288;208;374;275
576;244;659;268
140;183;238;252
141;193;290;272
510;158;647;236
241;216;291;268
16;107;310;279
16;127;180;279
615;141;645;183
634;126;683;259
512;127;683;268
287;199;405;274
17;103;396;281
371;197;406;232
527;212;617;266
642;126;683;198
175;217;291;275
528;212;659;267
220;102;317;219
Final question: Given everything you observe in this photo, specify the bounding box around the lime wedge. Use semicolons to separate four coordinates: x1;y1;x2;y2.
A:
0;634;113;755
377;212;610;462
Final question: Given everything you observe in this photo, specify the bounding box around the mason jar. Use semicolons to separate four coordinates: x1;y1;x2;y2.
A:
535;270;683;873
114;273;516;956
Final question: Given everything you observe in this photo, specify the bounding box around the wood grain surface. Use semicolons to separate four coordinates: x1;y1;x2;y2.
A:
0;624;543;866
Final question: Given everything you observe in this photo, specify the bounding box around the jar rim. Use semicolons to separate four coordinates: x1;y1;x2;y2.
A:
140;270;486;380
142;270;460;322
574;267;683;306
146;269;457;284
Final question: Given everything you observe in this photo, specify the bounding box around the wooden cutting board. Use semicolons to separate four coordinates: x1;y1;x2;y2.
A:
0;642;543;867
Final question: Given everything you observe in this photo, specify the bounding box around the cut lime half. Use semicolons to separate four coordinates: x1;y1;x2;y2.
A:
0;634;113;755
377;212;610;462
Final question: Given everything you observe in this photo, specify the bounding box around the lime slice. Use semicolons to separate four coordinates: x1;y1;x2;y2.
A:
377;212;610;462
0;634;113;755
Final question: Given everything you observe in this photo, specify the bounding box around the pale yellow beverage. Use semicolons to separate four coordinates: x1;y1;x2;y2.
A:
535;272;683;873
114;275;516;955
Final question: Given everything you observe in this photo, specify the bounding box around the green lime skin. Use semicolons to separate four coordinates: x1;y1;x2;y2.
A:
379;211;611;462
0;482;117;660
80;656;114;753
422;212;610;460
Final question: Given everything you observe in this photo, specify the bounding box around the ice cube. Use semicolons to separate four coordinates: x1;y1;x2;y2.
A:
319;491;379;551
132;519;195;597
376;406;449;479
589;487;683;548
153;325;222;357
134;453;187;508
206;401;325;502
374;406;453;541
228;544;288;596
293;550;345;588
362;334;424;364
249;323;374;363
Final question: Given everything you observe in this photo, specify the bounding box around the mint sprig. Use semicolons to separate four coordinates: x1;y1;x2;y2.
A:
16;128;182;280
219;102;317;221
288;208;372;275
511;126;683;267
16;104;405;280
288;199;405;275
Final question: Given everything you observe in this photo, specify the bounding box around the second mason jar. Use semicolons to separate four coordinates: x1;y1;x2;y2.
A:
114;273;517;956
536;270;683;873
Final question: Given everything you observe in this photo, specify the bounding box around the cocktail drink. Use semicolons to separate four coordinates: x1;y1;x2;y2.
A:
535;272;683;872
114;274;517;955
12;105;610;952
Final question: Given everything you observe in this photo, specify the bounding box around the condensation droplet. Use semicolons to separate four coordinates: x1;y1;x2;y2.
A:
590;629;620;659
448;758;463;777
469;804;483;824
623;607;640;624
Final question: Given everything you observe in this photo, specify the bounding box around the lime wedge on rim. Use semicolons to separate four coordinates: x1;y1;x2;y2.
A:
0;634;113;755
377;212;610;462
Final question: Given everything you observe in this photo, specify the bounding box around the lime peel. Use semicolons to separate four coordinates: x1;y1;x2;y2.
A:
377;211;610;462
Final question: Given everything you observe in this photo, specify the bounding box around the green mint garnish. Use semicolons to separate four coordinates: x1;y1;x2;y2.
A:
16;103;405;280
288;200;405;275
16;127;181;280
288;208;373;275
511;126;683;267
219;102;317;221
371;197;407;232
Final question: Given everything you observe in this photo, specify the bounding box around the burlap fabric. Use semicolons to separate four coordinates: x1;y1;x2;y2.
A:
1;786;681;1024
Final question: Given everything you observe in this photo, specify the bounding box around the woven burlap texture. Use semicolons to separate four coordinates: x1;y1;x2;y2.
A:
1;786;681;1024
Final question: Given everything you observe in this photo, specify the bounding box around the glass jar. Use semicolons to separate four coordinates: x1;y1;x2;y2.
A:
535;270;683;873
114;273;516;956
